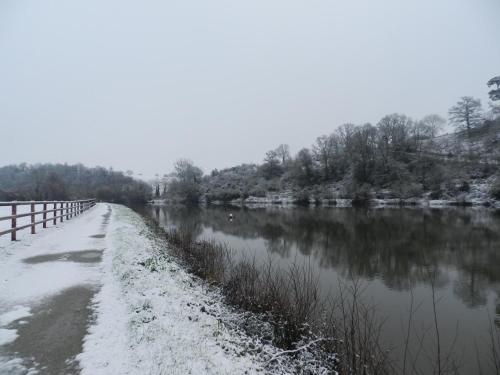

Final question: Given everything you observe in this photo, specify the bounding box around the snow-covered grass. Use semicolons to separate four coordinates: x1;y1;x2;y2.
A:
1;202;338;374
80;204;287;375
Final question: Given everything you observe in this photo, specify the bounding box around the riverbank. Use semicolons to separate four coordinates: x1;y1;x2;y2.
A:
140;203;500;375
208;177;500;209
2;203;331;374
152;177;500;209
80;204;329;375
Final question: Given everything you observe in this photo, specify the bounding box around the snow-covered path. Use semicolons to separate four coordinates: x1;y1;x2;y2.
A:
0;203;110;374
0;203;266;375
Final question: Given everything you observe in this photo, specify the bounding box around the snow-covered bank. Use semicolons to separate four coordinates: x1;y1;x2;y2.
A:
80;204;308;375
1;202;332;374
214;178;500;209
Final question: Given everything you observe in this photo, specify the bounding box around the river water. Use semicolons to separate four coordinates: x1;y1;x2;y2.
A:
140;204;500;375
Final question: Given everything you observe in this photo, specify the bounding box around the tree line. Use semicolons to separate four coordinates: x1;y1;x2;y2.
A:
164;76;500;204
0;163;151;204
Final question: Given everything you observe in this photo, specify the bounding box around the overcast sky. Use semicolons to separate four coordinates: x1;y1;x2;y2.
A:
1;0;499;179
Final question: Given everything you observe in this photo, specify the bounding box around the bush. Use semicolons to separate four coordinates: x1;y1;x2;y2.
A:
351;183;372;205
142;220;394;375
491;180;500;200
459;181;471;193
430;189;443;199
292;188;311;205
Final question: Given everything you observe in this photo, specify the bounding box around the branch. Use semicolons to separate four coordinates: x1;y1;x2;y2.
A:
264;338;331;367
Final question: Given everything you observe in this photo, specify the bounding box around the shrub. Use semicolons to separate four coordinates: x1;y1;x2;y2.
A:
292;188;311;205
459;181;471;193
351;183;372;206
491;179;500;200
430;189;443;200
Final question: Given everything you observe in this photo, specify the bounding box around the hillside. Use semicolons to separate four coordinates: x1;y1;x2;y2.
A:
196;119;500;207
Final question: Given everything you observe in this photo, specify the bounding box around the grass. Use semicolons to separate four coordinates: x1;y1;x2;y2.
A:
142;215;395;374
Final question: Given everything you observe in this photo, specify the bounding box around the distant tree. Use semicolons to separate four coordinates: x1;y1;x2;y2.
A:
291;148;316;187
488;76;500;117
96;186;115;202
274;144;291;165
167;159;203;204
312;134;338;181
418;114;445;138
0;163;151;203
260;150;283;179
487;76;500;101
155;184;160;198
174;159;203;184
411;114;446;157
376;114;413;176
351;124;377;184
42;172;68;200
448;96;483;136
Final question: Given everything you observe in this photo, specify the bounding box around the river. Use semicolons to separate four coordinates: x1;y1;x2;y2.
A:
139;204;500;375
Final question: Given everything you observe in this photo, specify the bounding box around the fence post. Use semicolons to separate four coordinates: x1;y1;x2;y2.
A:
60;202;64;222
53;203;57;225
66;202;69;220
11;204;17;241
31;203;35;234
43;203;47;228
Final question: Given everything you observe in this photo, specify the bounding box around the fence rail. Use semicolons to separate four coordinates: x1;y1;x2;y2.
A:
0;199;96;241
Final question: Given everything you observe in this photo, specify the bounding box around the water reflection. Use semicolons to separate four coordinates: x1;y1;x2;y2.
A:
149;206;500;305
139;204;500;373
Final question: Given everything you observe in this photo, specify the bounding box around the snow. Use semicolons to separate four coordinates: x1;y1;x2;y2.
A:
0;329;17;346
0;306;31;345
79;204;266;375
0;203;107;374
0;205;105;304
0;202;332;374
0;357;38;375
0;306;31;327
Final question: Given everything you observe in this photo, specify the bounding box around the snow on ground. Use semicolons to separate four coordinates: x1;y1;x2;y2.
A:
1;202;324;374
0;204;105;304
0;203;107;374
0;204;45;247
79;204;269;375
0;307;31;346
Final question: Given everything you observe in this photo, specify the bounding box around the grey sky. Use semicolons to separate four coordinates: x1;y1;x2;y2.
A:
1;0;499;179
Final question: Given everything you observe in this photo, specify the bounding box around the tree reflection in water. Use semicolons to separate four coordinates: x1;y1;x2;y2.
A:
139;204;500;374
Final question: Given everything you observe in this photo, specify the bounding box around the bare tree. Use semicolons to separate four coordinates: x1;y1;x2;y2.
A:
418;114;445;138
448;96;483;136
376;114;413;172
174;158;203;184
312;134;337;181
275;144;291;165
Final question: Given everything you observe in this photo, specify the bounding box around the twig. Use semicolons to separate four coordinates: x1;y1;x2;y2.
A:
264;338;329;367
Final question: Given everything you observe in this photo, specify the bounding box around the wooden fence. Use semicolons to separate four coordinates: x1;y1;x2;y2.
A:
0;199;96;241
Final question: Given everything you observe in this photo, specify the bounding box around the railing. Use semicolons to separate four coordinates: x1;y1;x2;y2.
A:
0;199;96;241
